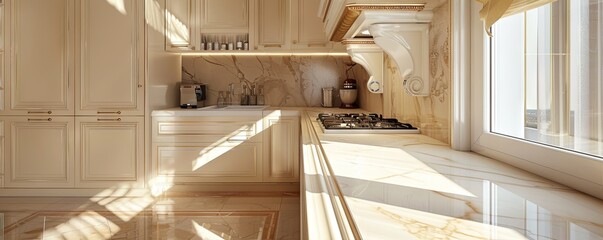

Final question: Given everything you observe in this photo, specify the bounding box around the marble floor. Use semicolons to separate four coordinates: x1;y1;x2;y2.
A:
0;192;300;240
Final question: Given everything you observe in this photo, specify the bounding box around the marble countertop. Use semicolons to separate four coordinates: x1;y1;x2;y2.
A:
300;109;603;239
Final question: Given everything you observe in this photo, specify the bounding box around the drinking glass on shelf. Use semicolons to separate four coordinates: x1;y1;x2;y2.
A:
217;91;226;108
225;91;232;105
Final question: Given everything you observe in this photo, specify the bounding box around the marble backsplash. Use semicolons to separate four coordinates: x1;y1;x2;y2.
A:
383;2;451;144
181;55;370;108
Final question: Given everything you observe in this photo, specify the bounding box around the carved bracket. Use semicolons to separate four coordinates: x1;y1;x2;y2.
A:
370;23;430;96
345;41;384;93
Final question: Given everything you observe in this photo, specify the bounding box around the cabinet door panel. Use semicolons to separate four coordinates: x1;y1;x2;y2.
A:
291;0;330;48
155;142;263;182
257;0;286;49
0;52;4;112
9;0;74;115
263;115;299;182
0;120;4;175
75;117;143;188
200;0;248;29
166;0;197;50
5;117;74;188
77;0;143;115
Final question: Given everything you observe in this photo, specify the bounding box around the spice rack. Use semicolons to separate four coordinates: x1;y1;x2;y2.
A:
200;33;250;51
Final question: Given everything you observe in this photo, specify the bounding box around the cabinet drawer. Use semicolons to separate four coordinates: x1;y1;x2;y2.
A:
153;117;263;143
154;142;263;182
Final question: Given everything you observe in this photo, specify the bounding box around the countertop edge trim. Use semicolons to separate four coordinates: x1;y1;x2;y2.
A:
300;110;362;239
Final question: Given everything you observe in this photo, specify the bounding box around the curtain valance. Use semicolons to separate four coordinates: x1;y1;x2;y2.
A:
476;0;556;36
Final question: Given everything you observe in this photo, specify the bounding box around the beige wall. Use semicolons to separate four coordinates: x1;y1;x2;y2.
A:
383;2;451;144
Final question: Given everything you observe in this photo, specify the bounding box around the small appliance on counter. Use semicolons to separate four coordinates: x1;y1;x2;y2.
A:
321;87;334;108
180;83;207;108
340;79;358;108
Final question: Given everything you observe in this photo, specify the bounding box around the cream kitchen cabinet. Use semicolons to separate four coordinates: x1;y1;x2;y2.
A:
155;142;263;182
0;0;146;191
0;120;4;187
290;0;333;50
255;0;339;52
4;116;75;188
152;114;264;182
165;0;198;51
165;0;254;52
164;0;341;52
75;116;144;188
6;0;75;116
3;0;144;116
75;0;144;116
0;1;5;113
151;109;300;183
256;0;288;50
262;110;300;182
199;0;250;31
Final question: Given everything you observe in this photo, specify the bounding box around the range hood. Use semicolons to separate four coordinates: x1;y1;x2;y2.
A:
328;4;433;96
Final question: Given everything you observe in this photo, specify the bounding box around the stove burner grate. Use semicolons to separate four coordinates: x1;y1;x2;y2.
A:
317;113;419;133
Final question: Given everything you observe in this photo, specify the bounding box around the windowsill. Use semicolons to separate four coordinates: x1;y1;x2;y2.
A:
493;128;603;159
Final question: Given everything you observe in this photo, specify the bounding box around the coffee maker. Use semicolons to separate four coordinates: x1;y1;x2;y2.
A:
340;79;358;108
180;83;207;108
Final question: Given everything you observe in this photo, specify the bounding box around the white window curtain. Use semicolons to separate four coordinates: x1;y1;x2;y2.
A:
476;0;556;36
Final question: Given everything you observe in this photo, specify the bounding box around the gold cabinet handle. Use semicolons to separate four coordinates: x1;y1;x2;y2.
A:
308;43;327;47
28;111;52;114
28;118;52;122
97;118;122;122
262;44;282;48
138;84;143;88
97;111;122;114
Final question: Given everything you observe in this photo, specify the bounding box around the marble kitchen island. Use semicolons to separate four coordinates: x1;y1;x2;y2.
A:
300;109;603;239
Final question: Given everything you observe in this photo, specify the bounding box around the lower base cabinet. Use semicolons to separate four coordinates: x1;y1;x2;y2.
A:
263;111;300;182
154;142;263;182
0;120;4;187
4;117;75;188
151;110;301;183
1;116;144;189
75;117;144;188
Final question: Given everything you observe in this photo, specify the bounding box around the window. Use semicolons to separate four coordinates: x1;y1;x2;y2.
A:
490;0;603;159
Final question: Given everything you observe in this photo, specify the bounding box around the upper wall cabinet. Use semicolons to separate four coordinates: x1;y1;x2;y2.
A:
0;1;5;113
256;0;287;50
7;0;75;115
165;0;341;53
165;0;197;51
166;0;254;52
3;0;144;116
255;0;340;51
200;0;249;30
290;0;331;50
75;0;144;115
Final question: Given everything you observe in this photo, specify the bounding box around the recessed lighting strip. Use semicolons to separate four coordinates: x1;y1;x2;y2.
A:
179;52;350;56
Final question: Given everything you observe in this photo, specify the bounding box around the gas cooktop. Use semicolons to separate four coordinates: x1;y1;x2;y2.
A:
316;113;419;134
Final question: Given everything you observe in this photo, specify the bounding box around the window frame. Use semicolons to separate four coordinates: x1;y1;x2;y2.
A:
468;1;603;199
